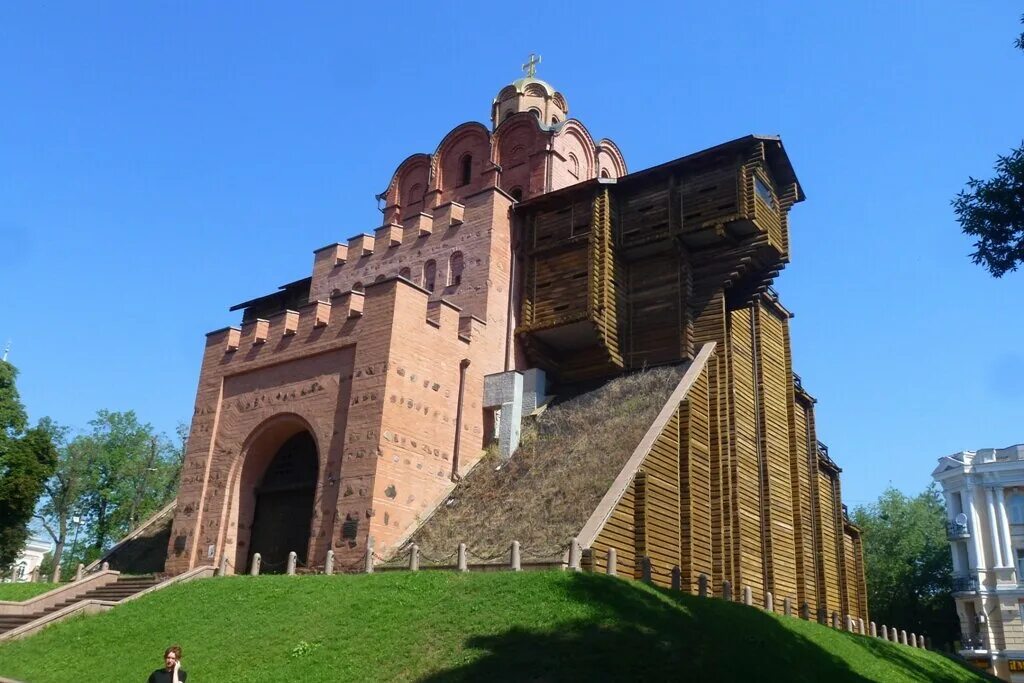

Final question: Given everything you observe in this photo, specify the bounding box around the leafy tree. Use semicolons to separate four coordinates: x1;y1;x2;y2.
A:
852;485;957;648
35;433;92;579
952;15;1024;277
0;361;58;572
35;411;184;578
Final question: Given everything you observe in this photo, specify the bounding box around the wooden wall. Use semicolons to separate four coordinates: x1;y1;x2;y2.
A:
517;138;867;621
753;301;799;606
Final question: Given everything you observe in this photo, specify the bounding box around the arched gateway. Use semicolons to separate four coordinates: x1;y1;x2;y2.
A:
243;429;318;573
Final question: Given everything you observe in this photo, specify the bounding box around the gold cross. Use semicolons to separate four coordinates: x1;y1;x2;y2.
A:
522;53;541;78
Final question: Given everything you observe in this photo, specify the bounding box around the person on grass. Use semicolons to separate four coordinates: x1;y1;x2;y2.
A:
148;645;186;683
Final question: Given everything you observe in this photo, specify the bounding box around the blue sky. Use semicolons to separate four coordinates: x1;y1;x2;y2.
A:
2;2;1021;509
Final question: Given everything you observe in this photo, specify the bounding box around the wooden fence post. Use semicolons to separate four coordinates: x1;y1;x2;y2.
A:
286;551;297;575
568;538;581;572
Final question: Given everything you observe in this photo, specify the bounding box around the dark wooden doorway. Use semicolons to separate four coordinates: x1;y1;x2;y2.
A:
248;431;318;573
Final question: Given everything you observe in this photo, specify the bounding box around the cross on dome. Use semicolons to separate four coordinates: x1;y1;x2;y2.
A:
522;53;541;78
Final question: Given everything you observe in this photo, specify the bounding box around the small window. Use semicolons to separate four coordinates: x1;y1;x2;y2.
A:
551;116;558;125
352;281;364;293
754;175;775;209
503;111;513;122
568;153;579;179
459;155;472;187
448;251;464;286
1010;493;1024;524
423;260;437;292
600;168;610;179
1017;548;1024;578
510;187;523;203
528;108;541;119
399;267;411;280
374;274;385;283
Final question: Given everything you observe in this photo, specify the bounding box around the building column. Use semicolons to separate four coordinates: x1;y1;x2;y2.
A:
996;488;1015;573
965;486;986;570
986;487;1005;568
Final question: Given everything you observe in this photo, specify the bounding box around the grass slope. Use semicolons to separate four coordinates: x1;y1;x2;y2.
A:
408;365;685;563
0;583;59;602
0;572;986;683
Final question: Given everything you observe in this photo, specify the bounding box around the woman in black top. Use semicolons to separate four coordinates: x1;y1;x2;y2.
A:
148;645;186;682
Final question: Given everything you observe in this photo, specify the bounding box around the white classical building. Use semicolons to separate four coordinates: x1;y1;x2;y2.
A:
933;444;1024;681
5;538;51;583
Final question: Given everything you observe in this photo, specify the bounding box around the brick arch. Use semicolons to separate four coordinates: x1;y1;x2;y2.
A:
597;138;628;178
557;120;598;178
381;153;431;223
432;122;492;199
224;412;324;572
494;114;546;198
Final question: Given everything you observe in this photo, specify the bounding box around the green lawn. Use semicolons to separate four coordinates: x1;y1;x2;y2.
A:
0;571;987;683
0;583;59;602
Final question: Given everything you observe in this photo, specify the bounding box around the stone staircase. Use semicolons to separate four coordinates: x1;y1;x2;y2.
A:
0;575;162;636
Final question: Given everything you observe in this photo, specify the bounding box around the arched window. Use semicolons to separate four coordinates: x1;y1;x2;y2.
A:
352;281;364;293
407;183;422;205
1010;493;1024;525
503;110;513;122
551;116;558;125
448;251;464;286
568;153;580;179
528;108;541;120
399;267;411;280
600;168;610;179
423;260;437;292
374;274;386;283
459;155;472;187
510;187;523;203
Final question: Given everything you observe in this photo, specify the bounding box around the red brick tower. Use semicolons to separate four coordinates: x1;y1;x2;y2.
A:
165;66;625;574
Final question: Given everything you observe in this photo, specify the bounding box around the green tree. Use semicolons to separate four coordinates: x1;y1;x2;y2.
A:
35;433;92;579
852;485;957;648
35;411;184;578
0;361;59;571
952;15;1024;277
78;411;181;552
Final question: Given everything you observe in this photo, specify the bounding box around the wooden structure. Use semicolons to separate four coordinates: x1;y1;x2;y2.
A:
518;135;868;620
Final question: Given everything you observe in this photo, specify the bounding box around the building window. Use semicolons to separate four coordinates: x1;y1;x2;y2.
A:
423;260;437;292
1010;493;1024;524
600;168;610;179
551;116;558;125
510;187;523;203
399;267;411;281
754;175;775;209
459;155;472;187
374;274;385;283
352;281;364;293
568;153;579;179
448;251;464;286
529;108;541;120
1017;548;1024;577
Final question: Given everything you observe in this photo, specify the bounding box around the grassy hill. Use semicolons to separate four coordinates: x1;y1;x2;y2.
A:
0;571;987;682
0;583;58;602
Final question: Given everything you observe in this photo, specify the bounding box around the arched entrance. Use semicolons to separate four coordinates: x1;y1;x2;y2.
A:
248;431;318;573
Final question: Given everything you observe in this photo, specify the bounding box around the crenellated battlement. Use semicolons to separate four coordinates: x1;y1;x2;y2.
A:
204;277;484;366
